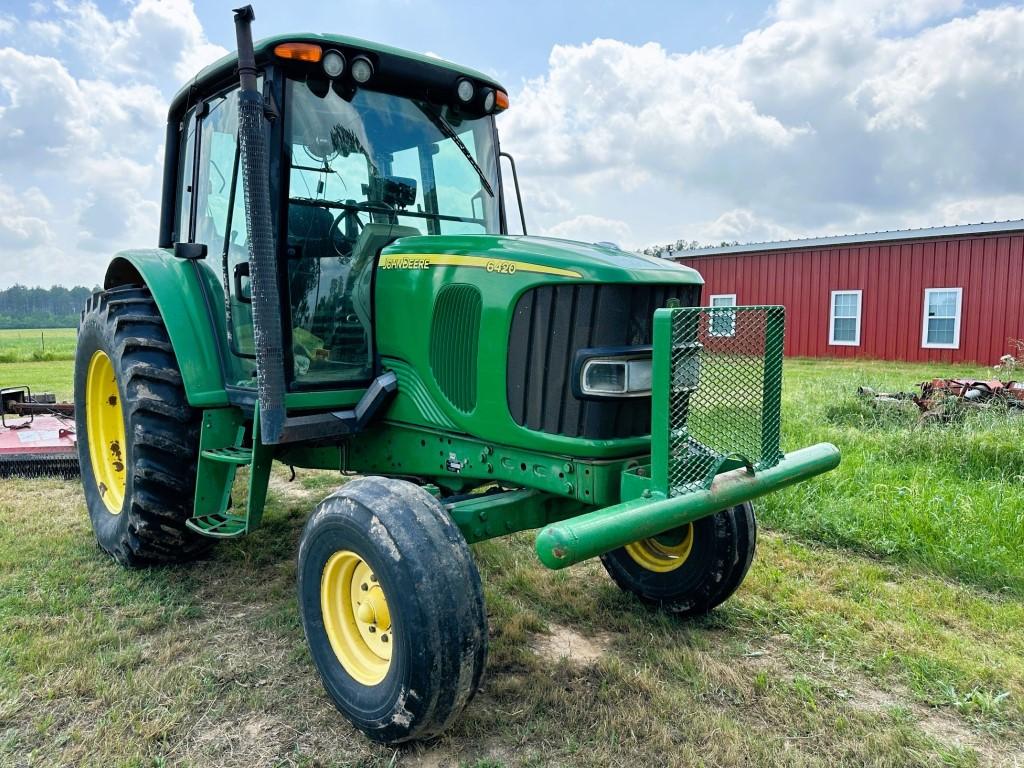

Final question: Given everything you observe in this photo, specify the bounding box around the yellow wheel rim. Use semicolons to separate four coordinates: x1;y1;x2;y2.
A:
85;350;127;515
624;523;694;573
321;550;393;686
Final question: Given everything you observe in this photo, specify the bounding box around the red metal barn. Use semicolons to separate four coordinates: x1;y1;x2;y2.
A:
672;221;1024;365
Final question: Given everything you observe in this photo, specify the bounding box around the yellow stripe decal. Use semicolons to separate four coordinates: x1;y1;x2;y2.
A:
379;253;581;279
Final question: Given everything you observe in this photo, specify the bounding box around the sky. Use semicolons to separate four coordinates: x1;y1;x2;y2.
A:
0;0;1021;288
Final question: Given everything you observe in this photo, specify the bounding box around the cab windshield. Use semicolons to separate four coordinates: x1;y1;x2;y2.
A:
283;77;501;388
286;78;501;237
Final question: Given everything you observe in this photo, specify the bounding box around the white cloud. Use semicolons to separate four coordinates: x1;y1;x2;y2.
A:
500;1;1024;249
0;1;225;287
0;182;55;248
543;214;632;245
0;49;165;167
698;209;799;245
26;20;63;46
54;0;226;83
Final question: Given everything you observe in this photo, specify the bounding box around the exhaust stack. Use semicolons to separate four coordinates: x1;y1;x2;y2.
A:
232;5;287;443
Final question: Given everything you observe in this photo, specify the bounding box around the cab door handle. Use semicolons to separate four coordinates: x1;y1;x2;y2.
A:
233;261;252;304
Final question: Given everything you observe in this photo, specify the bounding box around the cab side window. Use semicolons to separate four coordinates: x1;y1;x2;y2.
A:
175;109;197;243
194;89;247;253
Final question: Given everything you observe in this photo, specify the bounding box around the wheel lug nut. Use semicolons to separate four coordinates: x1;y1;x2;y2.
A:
360;583;368;591
381;634;389;643
370;574;377;583
368;626;376;633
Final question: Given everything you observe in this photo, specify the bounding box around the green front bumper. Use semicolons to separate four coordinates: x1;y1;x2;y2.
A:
536;305;840;570
535;442;840;569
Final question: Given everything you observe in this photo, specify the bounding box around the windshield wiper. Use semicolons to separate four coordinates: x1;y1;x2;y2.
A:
417;105;494;198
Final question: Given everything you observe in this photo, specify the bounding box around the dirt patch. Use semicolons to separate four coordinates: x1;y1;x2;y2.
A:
841;678;1001;759
740;639;1010;765
530;623;611;666
840;678;903;714
402;739;512;768
267;472;320;505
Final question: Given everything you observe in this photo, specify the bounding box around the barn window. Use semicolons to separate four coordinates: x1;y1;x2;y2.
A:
709;294;737;336
922;288;962;349
829;290;861;346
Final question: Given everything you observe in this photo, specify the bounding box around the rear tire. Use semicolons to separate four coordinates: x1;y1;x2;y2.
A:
600;502;756;617
75;284;211;566
297;477;488;744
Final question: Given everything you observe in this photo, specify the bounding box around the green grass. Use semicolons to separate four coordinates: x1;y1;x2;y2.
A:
1;356;1022;765
0;359;74;401
2;470;1022;767
0;327;77;363
766;358;1024;596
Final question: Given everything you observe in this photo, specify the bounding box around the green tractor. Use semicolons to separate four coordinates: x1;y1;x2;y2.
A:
74;6;839;744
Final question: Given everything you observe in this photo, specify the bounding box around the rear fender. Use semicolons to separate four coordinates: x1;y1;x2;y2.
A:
105;249;228;408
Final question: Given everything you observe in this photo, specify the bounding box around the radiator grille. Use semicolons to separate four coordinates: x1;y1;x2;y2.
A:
430;283;482;413
662;306;784;495
507;283;700;439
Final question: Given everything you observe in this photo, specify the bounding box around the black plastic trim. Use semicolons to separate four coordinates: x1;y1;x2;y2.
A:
275;371;398;443
507;283;700;439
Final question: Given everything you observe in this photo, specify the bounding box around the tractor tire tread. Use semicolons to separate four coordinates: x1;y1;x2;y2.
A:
600;502;757;618
76;283;211;567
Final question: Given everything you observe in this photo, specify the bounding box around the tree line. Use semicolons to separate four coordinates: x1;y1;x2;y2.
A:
638;239;740;257
0;285;97;328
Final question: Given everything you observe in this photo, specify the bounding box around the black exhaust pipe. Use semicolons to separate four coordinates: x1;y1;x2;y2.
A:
233;5;287;443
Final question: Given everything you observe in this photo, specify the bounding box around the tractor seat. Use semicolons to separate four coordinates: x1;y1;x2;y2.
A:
287;204;335;261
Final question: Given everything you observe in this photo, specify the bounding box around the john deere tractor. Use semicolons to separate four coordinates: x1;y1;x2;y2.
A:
75;6;839;744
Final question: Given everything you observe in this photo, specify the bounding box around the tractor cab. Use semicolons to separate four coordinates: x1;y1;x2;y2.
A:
159;33;512;420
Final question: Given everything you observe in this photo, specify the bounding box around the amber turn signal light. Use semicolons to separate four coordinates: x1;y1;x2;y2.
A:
274;43;323;62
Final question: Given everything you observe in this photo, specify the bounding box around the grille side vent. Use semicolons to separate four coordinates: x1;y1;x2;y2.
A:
430;283;482;413
507;283;701;439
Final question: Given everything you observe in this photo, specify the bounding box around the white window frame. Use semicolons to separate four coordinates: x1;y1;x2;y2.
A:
828;290;862;347
921;287;963;349
708;293;737;337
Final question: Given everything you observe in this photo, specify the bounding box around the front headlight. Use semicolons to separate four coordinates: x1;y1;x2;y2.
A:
575;348;653;398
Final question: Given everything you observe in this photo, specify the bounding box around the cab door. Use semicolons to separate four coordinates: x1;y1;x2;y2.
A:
190;86;258;390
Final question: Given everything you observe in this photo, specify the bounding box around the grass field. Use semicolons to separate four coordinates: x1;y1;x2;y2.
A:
768;357;1024;597
0;327;77;363
0;359;75;401
1;356;1021;766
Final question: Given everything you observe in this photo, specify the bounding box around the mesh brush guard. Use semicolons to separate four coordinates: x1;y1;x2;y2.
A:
651;305;785;496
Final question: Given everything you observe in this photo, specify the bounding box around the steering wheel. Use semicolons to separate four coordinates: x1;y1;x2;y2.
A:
328;206;364;258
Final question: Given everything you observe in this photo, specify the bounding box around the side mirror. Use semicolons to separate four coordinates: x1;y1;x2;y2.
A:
174;242;208;260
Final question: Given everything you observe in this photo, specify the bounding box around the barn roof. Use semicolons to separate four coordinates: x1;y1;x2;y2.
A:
666;219;1024;259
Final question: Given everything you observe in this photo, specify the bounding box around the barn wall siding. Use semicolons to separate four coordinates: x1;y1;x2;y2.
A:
677;233;1024;365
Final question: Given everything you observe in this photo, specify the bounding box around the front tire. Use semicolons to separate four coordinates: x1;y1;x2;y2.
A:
75;285;211;566
601;502;757;617
297;477;488;744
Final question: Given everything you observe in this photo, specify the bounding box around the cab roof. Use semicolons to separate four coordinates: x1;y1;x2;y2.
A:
168;32;506;121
